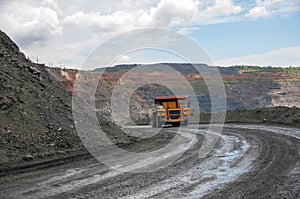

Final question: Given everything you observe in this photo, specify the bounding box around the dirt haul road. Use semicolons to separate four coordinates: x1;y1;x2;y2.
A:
0;124;299;199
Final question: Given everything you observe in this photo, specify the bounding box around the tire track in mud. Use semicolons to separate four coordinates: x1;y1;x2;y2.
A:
0;129;202;198
52;129;206;199
21;127;257;198
0;125;299;199
117;130;257;199
206;125;300;199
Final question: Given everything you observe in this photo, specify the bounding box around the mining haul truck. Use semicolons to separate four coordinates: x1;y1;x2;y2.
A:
150;96;190;128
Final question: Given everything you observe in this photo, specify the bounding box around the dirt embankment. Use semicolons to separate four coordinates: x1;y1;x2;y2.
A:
0;30;132;167
199;106;300;127
0;29;82;164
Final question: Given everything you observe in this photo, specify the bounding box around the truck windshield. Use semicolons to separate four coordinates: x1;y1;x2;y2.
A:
169;110;180;114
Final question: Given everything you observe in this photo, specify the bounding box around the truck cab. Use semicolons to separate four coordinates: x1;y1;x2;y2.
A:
150;96;190;128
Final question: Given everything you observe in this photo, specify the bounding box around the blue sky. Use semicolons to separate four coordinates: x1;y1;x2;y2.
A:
193;13;300;58
192;13;300;63
0;0;299;68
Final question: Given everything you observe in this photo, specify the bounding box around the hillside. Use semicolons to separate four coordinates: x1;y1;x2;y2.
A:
47;63;300;116
0;30;83;164
0;30;132;165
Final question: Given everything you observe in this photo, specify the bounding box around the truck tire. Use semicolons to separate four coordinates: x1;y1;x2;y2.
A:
172;122;180;127
152;113;157;128
157;116;163;128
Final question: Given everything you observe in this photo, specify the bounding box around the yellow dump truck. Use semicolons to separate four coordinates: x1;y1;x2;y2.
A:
150;96;190;128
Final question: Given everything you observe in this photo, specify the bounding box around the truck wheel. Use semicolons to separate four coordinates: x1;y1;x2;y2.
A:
157;116;163;128
172;122;180;127
152;113;157;128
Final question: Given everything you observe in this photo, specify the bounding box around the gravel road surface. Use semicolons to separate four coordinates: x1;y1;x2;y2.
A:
0;124;299;199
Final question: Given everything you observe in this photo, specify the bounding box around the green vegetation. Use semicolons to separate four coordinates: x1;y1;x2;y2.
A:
231;65;300;73
124;64;138;70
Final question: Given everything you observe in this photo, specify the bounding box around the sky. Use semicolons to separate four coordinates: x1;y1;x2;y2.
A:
0;0;299;68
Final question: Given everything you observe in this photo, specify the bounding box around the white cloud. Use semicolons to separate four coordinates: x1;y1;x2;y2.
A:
62;0;201;30
246;6;270;19
41;0;64;17
246;0;300;18
202;0;242;18
0;0;245;48
216;46;300;67
62;10;136;32
255;0;288;7
0;0;299;68
147;0;200;27
177;27;200;35
0;1;62;46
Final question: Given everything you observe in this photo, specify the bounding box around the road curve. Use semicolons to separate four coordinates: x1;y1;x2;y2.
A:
0;124;299;199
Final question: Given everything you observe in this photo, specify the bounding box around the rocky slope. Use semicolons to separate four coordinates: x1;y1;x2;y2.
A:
198;106;300;127
0;30;132;165
46;64;300;124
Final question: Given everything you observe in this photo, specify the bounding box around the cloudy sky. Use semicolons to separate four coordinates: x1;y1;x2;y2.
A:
0;0;299;68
